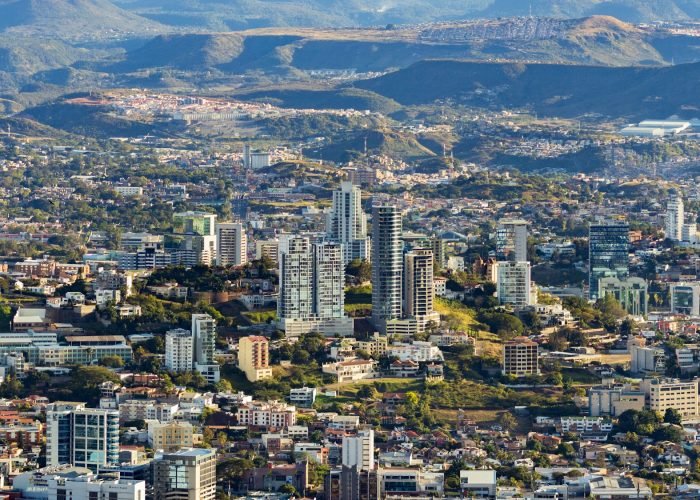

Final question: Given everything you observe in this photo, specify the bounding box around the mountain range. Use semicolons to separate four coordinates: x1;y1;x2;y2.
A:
112;0;700;27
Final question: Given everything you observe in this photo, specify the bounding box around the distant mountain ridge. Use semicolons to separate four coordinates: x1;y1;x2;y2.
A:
111;0;700;28
0;0;163;39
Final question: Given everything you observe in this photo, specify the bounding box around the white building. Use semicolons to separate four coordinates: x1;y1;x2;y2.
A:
496;261;532;307
216;222;247;267
48;474;145;500
165;328;194;373
326;181;370;265
387;341;444;363
342;428;374;471
667;196;685;242
277;236;353;337
114;186;144;197
459;470;497;498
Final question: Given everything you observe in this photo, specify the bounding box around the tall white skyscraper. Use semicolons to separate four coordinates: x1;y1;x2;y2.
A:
371;204;403;333
165;328;194;373
666;196;684;242
216;222;247;266
278;236;314;322
342;428;375;471
314;242;346;320
496;219;528;262
278;236;353;337
327;181;370;265
404;249;440;330
191;314;219;383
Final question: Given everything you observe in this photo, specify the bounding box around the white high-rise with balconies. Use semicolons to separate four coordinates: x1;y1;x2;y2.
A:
666;196;684;242
327;181;370;265
165;328;194;373
496;219;528;262
216;222;247;266
277;236;353;337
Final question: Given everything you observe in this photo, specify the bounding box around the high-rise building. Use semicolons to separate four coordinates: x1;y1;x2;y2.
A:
404;249;440;331
153;448;217;500
430;237;446;269
278;236;314;323
191;314;219;383
502;337;539;377
277;236;353;337
496;219;528;262
342;428;375;471
495;261;533;307
371;204;403;334
172;212;217;266
327;181;371;265
46;403;120;471
215;222;247;267
173;211;217;237
164;328;194;373
314;242;346;320
666;196;684;242
238;336;273;382
589;221;630;301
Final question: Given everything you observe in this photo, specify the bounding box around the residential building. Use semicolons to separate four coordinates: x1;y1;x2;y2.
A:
642;378;699;417
323;359;378;383
404;249;441;332
152;448;216;500
216;222;247;267
598;277;648;316
236;401;297;429
386;341;444;363
147;420;194;452
192;314;219;384
45;403;120;471
164;328;193;373
342;428;375;471
667;195;684;242
238;336;273;382
496;261;532;307
502;337;539;377
589;221;629;300
496;219;528;262
277;236;353;337
371;204;403;334
289;387;317;407
172;211;217;265
327;181;371;265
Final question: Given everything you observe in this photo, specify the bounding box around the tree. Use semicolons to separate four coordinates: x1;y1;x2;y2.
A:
216;379;233;393
100;355;125;368
0;303;12;330
498;412;517;432
278;484;298;495
216;432;228;449
663;408;682;426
